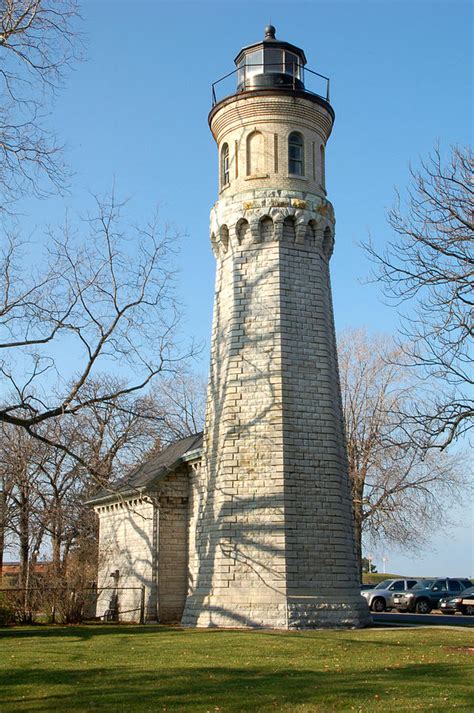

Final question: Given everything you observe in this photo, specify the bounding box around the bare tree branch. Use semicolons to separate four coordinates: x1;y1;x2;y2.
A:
0;193;196;457
0;0;81;204
339;328;468;573
362;146;473;448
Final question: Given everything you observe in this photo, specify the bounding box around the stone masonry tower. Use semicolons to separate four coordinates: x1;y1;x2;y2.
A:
182;27;369;628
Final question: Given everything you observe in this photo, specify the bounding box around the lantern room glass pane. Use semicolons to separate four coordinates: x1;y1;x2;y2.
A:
246;49;263;78
237;58;245;86
265;48;283;73
285;52;300;79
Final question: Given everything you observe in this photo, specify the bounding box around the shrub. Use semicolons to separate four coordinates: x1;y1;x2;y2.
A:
0;592;16;626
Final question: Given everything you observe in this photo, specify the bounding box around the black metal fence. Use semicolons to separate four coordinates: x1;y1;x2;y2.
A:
0;586;146;625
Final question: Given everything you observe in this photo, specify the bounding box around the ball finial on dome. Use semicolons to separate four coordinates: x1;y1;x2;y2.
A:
264;25;276;39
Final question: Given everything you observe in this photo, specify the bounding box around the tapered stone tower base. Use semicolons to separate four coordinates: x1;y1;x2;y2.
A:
182;28;370;629
183;597;369;629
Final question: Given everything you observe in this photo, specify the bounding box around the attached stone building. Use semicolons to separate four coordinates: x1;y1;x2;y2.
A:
89;433;202;623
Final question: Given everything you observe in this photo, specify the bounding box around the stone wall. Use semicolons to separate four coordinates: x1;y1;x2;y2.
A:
156;465;190;622
183;219;289;628
95;497;156;622
94;463;194;624
186;460;203;598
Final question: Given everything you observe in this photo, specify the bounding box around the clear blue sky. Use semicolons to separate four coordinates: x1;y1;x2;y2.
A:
24;0;472;576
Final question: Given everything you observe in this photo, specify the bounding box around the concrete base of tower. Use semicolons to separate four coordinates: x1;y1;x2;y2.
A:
287;596;370;629
181;595;370;630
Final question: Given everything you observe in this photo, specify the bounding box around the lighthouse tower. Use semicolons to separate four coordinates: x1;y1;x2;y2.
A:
182;27;369;628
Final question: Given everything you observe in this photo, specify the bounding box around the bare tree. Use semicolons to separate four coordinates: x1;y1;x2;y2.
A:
72;377;166;482
33;419;85;579
0;381;167;583
0;0;80;204
338;328;467;573
51;371;205;569
0;458;14;579
363;146;473;449
0;423;47;588
0;4;199;473
0;365;205;590
149;370;206;443
0;193;195;469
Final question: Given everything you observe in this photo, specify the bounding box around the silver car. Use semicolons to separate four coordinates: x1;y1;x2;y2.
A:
361;578;419;612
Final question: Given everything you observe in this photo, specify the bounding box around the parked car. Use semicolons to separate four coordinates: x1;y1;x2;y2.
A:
392;578;473;614
360;578;419;612
439;586;474;616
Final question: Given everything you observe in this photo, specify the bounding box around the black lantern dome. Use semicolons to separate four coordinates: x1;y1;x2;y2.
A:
234;25;307;92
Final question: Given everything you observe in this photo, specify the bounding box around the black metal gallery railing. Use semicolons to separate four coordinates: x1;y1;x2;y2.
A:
211;63;331;106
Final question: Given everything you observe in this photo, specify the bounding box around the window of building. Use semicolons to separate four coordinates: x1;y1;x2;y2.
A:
288;132;304;176
221;143;230;186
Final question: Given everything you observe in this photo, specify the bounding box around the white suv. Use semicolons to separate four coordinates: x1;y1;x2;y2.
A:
361;579;419;612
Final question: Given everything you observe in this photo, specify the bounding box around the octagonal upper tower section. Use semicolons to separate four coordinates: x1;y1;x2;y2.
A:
209;26;335;198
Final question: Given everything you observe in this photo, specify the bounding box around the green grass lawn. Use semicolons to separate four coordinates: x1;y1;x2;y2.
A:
0;625;473;712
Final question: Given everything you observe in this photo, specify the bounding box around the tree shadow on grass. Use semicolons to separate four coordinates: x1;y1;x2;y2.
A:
0;662;471;712
0;624;368;641
0;624;175;641
0;623;466;648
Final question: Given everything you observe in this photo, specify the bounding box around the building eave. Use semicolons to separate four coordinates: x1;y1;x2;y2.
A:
181;446;203;463
85;485;148;508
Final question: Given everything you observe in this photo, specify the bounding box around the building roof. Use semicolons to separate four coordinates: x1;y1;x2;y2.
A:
86;432;203;506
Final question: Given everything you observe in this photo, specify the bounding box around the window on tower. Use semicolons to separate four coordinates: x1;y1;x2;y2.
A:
221;143;230;187
288;132;304;176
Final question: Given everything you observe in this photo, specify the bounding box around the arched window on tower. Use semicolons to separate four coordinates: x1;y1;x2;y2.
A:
320;144;326;190
246;130;264;176
221;143;230;187
288;132;304;176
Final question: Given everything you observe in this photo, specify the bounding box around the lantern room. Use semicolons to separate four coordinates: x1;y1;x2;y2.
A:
235;25;306;91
